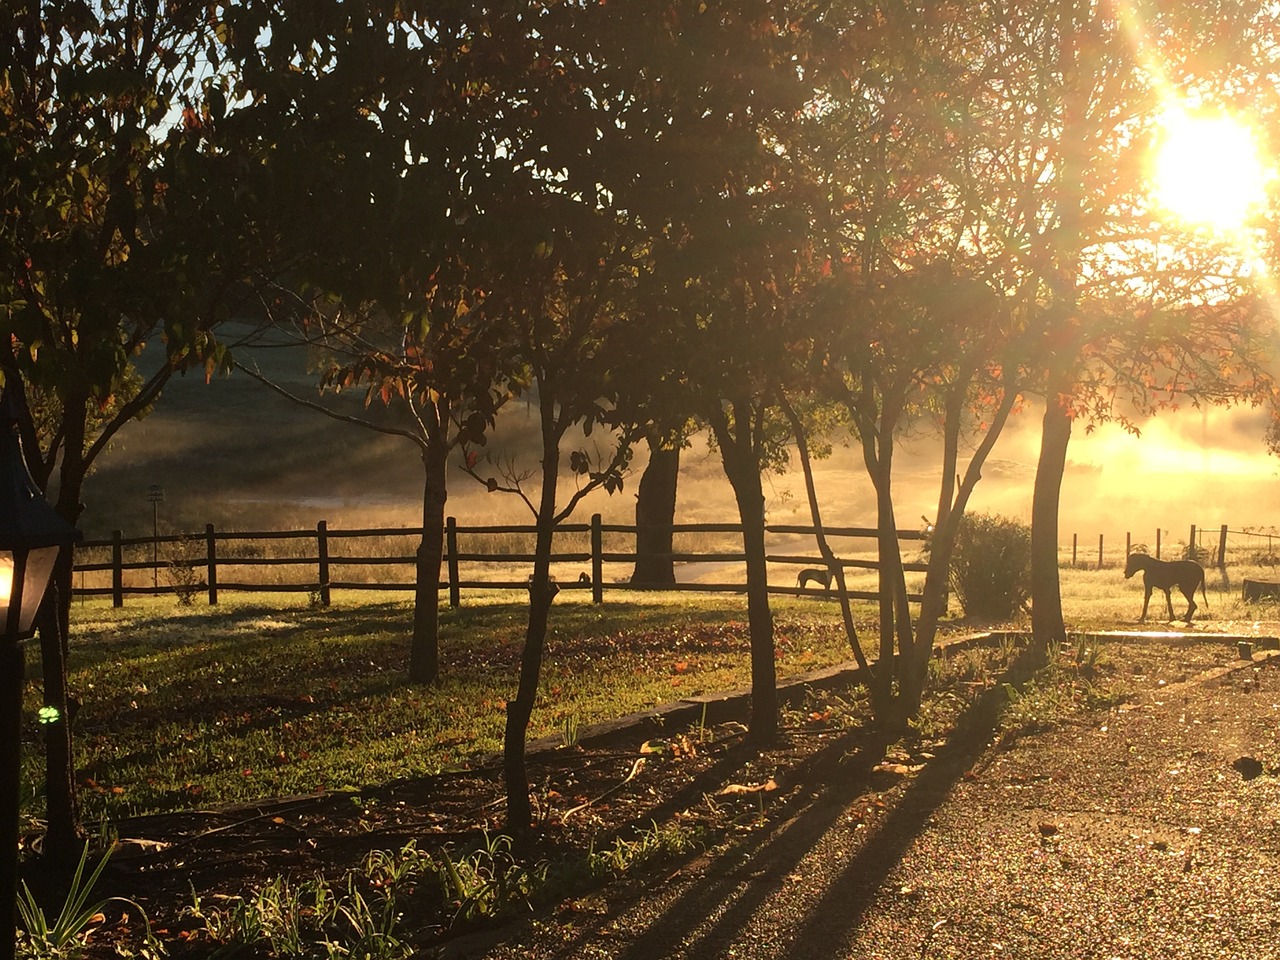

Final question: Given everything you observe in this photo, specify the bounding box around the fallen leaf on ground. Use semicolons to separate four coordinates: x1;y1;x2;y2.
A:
717;778;778;796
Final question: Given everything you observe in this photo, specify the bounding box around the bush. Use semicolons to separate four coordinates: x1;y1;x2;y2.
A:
949;512;1032;620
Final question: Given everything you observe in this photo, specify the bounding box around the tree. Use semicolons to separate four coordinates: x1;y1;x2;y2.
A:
619;0;815;742
1;0;270;858
237;294;515;686
962;1;1280;648
630;432;684;587
758;1;1028;725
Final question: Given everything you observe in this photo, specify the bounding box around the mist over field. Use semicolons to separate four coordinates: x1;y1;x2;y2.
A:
81;334;1280;550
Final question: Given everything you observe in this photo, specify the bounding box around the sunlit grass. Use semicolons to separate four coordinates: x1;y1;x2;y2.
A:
33;592;875;822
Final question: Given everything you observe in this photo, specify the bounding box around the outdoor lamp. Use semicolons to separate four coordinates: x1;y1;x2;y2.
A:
0;391;81;960
0;415;78;639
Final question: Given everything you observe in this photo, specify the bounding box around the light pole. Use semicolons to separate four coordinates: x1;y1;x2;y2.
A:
146;484;164;590
0;393;81;960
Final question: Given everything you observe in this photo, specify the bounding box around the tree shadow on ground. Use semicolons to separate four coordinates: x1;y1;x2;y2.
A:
542;645;1046;960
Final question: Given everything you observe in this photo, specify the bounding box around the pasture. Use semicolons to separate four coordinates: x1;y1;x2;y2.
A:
32;559;1279;825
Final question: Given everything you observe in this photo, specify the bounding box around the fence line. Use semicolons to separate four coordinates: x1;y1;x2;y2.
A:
1063;524;1280;570
72;517;930;608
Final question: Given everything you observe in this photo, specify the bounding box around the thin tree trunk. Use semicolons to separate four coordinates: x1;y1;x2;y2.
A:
631;436;679;586
729;464;777;741
503;396;561;832
1031;388;1072;651
46;423;88;860
902;382;1019;715
776;393;873;678
409;437;448;684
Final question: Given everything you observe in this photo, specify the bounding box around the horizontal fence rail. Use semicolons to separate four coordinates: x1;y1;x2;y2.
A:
71;517;932;608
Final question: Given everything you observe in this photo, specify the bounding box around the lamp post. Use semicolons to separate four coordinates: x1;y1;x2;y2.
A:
0;395;81;960
146;485;164;590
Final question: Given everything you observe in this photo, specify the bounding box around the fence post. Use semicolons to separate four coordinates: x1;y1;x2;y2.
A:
1098;533;1104;570
205;523;218;605
1218;524;1228;567
317;520;331;607
1156;529;1161;559
111;529;124;608
1190;524;1196;558
591;513;604;604
1071;533;1078;568
1126;532;1131;559
446;516;460;608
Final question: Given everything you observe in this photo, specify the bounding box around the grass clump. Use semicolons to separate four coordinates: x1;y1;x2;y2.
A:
189;822;702;956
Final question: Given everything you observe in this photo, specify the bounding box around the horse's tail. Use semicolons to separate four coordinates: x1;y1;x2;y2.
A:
1200;574;1210;612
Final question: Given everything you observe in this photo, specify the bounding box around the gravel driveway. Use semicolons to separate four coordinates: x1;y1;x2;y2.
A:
460;652;1280;960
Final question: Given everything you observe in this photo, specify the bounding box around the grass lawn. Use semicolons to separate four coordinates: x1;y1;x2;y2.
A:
31;591;875;824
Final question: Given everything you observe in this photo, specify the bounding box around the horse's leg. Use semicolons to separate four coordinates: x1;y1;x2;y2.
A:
1141;586;1152;621
1162;588;1175;621
1183;585;1197;622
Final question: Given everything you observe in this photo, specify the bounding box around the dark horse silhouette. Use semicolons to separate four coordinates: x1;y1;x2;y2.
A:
1124;552;1208;622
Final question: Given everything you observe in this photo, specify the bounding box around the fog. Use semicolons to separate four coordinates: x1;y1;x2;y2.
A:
84;344;1280;546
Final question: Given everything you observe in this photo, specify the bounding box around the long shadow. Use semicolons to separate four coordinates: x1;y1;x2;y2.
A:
563;645;1043;960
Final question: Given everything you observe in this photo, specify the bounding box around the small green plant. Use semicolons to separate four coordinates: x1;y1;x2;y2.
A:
323;877;411;960
437;833;547;925
692;702;710;743
164;536;206;606
17;843;164;959
1074;635;1104;678
949;513;1032;620
561;714;581;748
586;820;701;880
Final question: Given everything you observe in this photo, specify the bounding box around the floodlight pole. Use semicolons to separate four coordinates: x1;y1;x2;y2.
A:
147;485;164;590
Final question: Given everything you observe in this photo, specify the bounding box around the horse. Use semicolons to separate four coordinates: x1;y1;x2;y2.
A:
1124;552;1208;622
796;568;832;591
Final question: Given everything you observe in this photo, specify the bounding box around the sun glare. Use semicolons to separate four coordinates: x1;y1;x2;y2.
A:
1151;110;1270;233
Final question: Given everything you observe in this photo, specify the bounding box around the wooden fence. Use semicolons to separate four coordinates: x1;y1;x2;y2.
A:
72;517;931;608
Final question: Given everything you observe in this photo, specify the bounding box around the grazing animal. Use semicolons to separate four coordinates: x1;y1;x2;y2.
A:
797;568;832;592
1124;552;1208;622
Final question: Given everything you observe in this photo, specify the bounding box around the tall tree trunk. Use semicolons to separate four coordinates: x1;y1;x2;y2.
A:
1030;388;1072;651
631;436;679;586
714;412;776;742
409;436;448;684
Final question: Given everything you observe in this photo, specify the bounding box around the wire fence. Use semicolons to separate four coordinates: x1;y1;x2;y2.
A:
1060;524;1280;570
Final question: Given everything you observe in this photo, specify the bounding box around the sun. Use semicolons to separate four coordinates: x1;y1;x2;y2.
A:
1150;109;1271;233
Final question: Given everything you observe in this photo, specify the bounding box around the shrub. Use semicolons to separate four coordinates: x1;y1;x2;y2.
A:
949;512;1032;620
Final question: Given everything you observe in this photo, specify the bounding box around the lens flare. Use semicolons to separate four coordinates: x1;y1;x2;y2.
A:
1151;109;1270;232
